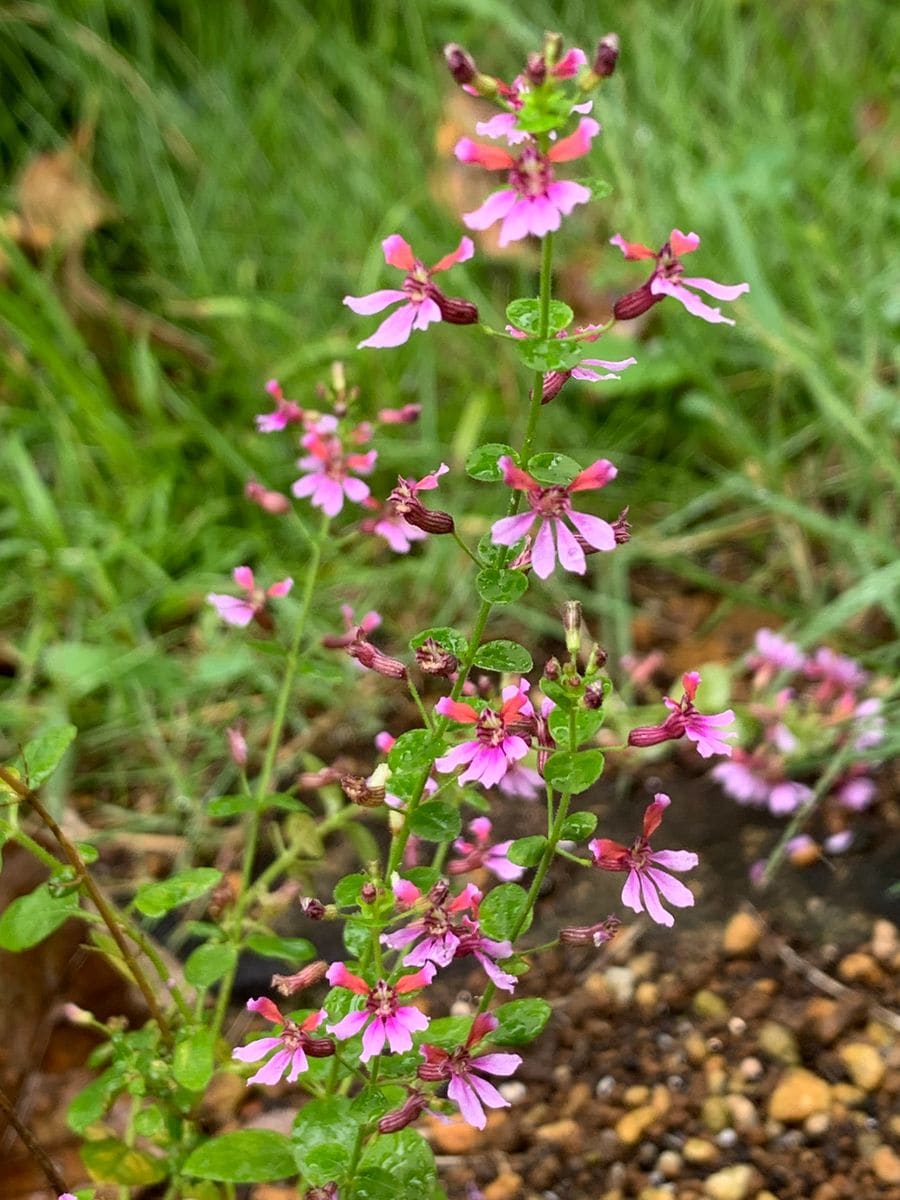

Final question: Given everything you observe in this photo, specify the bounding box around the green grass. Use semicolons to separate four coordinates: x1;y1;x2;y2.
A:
1;0;898;804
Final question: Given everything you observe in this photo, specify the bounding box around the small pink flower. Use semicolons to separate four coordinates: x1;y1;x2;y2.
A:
435;693;531;790
589;794;698;927
360;498;428;553
256;378;304;432
207;566;293;627
491;455;618;579
804;647;868;700
835;772;877;812
746;628;806;687
322;604;381;649
232;997;333;1085
628;670;736;758
611;229;749;325
767;779;814;816
449;816;523;882
418;1012;522;1130
455;118;600;245
711;751;770;806
344;235;475;349
325;963;434;1062
382;880;481;968
452;914;517;992
245;479;291;515
292;430;377;516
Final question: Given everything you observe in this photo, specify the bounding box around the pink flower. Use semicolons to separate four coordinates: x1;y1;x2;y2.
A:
322;604;381;649
628;671;736;758
491;455;618;579
711;751;770;806
418;1013;522;1130
245;479;291;515
360;498;428;553
496;761;543;800
449;816;524;882
232;997;333;1085
387;463;455;537
611;229;749;325
344;235;475;349
455;118;600;245
452;915;517;992
767;780;814;816
435;693;531;790
506;322;637;404
325;963;434;1062
746;628;806;686
589;794;698;927
207;566;293;627
382;880;481;967
805;647;868;700
292;430;377;516
835;772;877;812
256;378;304;432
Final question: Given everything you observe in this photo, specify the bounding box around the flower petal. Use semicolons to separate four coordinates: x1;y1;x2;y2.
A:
208;594;256;627
431;237;475;273
609;234;656;261
343;288;407;315
233;1036;282;1064
448;1075;486;1129
360;1017;386;1062
646;866;695;908
382;235;416;270
554;519;587;574
462;189;518;231
547;117;600;162
567;510;616;551
491;512;536;547
454;138;515;170
358;302;419;349
679;276;750;301
530;519;557;579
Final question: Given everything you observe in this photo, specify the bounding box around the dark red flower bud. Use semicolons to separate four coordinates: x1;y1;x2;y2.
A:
415;637;459;676
525;52;546;86
431;289;479;326
583;682;605;710
427;879;450;906
377;1089;428;1133
341;773;386;807
544;656;561;681
299;896;327;920
387;489;455;535
271;960;328;996
347;634;408;679
378;403;422;424
613;279;665;321
593;33;620;78
417;1059;450;1083
360;881;377;904
444;43;478;85
560;915;621;946
541;369;571;405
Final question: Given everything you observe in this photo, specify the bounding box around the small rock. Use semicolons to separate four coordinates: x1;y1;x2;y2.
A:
803;995;863;1045
804;1112;831;1138
615;1105;658;1145
703;1164;756;1200
723;911;764;957
701;1097;731;1133
499;1080;527;1104
596;1073;616;1097
739;1056;764;1081
871;1145;900;1185
657;1150;683;1179
651;1084;671;1115
483;1170;524;1200
535;1117;582;1152
561;1079;591;1117
768;1068;831;1122
758;1021;800;1065
606;966;636;1005
684;1031;708;1065
838;1041;885;1090
727;1094;759;1132
638;1189;673;1200
837;951;885;987
831;1081;865;1109
630;950;658;979
693;989;728;1020
871;918;898;964
424;1111;490;1153
636;980;660;1010
624;1084;650;1107
683;1137;719;1165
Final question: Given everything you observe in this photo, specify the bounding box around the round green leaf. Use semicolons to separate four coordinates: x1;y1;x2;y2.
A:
478;882;531;941
559;811;598;841
245;933;315;963
173;1027;216;1092
0;883;79;951
507;836;547;867
387;730;444;774
334;872;367;908
465;443;517;482
20;724;77;786
184;941;237;987
354;1130;436;1200
133;868;222;918
408;800;461;842
548;705;605;748
293;1097;360;1179
526;452;583;485
543;749;605;795
184;1131;297;1182
409;626;468;659
472;640;533;673
516;337;586;373
81;1139;167;1185
492;997;552;1045
475;567;528;605
505;298;573;335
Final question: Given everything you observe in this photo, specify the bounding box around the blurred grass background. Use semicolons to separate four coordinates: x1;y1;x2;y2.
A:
0;0;898;810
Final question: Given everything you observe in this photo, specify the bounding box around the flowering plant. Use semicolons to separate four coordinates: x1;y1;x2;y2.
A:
0;28;761;1200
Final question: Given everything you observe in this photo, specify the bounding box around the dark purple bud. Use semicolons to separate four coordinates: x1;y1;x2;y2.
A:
612;508;631;544
593;33;620;78
299;896;327;920
427;879;450;906
415;637;459;676
541;369;571;405
347;635;408;679
587;644;608;672
444;43;478;85
377;1089;428;1133
544;656;562;681
613;279;665;321
341;774;386;808
272;960;327;996
583;682;605;710
560;915;621;946
388;490;455;535
378;403;422;425
430;286;479;326
305;1183;339;1200
525;52;546;86
360;881;377;904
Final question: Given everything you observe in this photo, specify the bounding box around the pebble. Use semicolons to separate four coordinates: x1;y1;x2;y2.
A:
804;1112;831;1138
722;911;764;957
703;1164;757;1200
871;1145;900;1185
838;1040;885;1090
837;951;885;987
683;1137;719;1165
701;1096;731;1132
830;1081;865;1108
726;1094;759;1132
758;1021;800;1065
636;980;660;1010
498;1080;527;1104
803;995;862;1044
624;1084;651;1107
483;1170;524;1200
606;966;636;1005
424;1111;491;1153
693;989;728;1020
870;918;898;964
657;1150;683;1179
534;1117;582;1153
739;1056;764;1081
595;1073;616;1097
685;1031;709;1065
715;1128;738;1149
616;1105;658;1145
768;1068;831;1122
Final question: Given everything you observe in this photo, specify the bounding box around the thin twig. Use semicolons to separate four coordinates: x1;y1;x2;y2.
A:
0;1082;69;1194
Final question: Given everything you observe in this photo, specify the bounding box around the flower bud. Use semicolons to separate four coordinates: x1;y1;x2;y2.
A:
593;33;620;78
583;682;605;710
342;773;386;808
245;480;291;515
304;1186;338;1200
62;1003;95;1027
417;1059;450;1083
444;43;478;85
360;881;377;904
613;280;665;321
347;635;408;679
427;879;450;906
560;915;621;947
415;637;459;676
612;508;632;544
226;725;248;768
377;1089;427;1133
541;369;571;405
297;765;343;789
299;896;327;920
525;52;546;86
542;31;563;68
271;960;327;996
378;403;422;425
432;291;479;326
544;656;561;681
562;601;583;656
586;644;608;673
208;875;238;919
388;492;455;536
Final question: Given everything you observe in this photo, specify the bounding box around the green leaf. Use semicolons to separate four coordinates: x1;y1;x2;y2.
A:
472;639;533;673
465;443;517;482
507;836;547;867
505;298;573;335
402;866;440;893
343;917;370;958
20;724;77;786
184;941;238;987
583;177;614;200
478;882;531;941
548;705;605;747
334;872;367;907
173;1027;216;1092
408;800;461;842
133;868;222;918
514;88;576;135
184;1131;297;1182
559;811;598;841
81;1139;167;1185
475;567;528;605
293;1097;361;1181
540;678;577;708
245;933;315;963
493;997;552;1045
387;730;444;774
0;883;79;951
67;1068;123;1134
352;1129;436;1200
207;793;306;818
515;337;586;373
416;1015;474;1048
543;749;605;794
409;626;468;660
526;451;583;486
302;1143;350;1186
